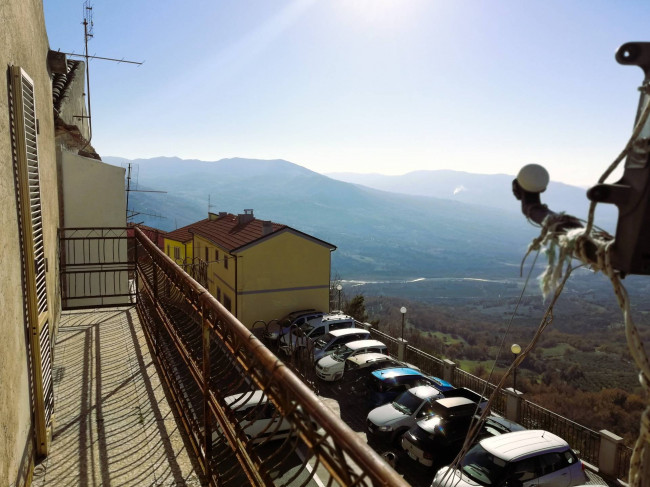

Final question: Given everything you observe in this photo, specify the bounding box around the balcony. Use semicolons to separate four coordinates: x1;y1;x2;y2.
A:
37;227;629;486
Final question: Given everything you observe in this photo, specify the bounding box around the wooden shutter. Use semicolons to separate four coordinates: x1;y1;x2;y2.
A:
10;66;53;456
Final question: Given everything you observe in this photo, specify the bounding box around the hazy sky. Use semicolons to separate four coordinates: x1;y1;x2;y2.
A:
44;0;650;187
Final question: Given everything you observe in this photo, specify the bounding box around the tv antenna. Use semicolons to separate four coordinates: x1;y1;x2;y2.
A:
208;194;216;214
124;162;166;223
60;1;144;152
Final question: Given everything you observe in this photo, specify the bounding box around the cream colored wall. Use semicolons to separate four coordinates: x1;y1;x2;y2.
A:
60;149;125;227
60;149;128;307
0;1;60;485
237;231;332;327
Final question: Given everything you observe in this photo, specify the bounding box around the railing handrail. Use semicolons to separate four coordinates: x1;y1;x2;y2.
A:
135;228;407;487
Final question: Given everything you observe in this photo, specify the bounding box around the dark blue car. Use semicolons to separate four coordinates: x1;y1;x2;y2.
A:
365;367;453;410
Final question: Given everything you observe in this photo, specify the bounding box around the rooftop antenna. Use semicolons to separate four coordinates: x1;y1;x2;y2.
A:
67;1;144;153
124;162;166;223
208;194;216;214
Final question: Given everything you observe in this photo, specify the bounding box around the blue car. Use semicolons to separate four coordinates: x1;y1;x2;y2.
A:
365;367;453;410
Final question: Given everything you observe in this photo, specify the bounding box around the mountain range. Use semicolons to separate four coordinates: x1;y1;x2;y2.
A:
105;156;616;280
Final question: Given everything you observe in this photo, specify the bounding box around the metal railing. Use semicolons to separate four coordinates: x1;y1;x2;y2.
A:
520;399;601;466
404;346;444;378
617;443;633;482
134;228;406;487
453;368;507;416
59;227;135;309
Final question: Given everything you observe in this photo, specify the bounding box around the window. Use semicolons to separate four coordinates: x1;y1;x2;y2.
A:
205;247;209;261
173;247;180;260
167;245;170;255
217;287;221;301
224;256;229;269
224;295;232;311
216;249;219;261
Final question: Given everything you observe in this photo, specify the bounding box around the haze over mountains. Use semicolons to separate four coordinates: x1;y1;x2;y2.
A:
105;156;616;280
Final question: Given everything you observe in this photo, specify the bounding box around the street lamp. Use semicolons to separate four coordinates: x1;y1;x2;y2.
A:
336;284;343;311
511;343;522;392
400;307;407;342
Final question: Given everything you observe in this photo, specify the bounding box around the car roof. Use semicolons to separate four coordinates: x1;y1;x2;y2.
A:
328;328;369;337
371;367;422;380
406;385;443;400
224;390;266;409
483;415;526;433
321;313;354;322
480;430;569;461
342;339;385;350
436;396;475;409
346;352;393;364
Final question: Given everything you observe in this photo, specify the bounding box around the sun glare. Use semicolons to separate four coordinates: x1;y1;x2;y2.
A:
342;0;422;27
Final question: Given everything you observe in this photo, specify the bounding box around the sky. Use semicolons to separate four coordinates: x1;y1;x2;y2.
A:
43;0;650;187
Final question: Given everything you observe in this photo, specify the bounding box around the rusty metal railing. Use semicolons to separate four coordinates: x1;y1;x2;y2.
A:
133;228;406;487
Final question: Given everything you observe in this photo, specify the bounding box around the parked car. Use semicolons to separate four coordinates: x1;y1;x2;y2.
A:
366;385;445;445
340;353;413;393
312;328;372;362
223;390;293;444
365;367;454;410
315;339;388;381
367;386;487;446
279;313;355;354
263;309;324;343
476;414;526;441
400;396;480;467
431;430;588;487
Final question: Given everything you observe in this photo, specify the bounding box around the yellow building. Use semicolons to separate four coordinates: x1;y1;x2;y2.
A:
164;210;336;327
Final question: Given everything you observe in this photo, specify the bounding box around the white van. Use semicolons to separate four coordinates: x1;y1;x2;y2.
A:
279;313;355;354
315;339;388;381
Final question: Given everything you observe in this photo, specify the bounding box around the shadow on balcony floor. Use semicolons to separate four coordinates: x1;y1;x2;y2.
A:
32;307;206;486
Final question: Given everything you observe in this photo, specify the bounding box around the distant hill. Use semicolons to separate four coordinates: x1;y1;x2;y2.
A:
327;170;617;230
105;156;566;280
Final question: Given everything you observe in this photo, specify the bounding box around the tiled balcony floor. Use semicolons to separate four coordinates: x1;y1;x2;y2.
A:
32;307;206;486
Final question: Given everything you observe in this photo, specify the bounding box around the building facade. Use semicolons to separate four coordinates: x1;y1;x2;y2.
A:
164;210;336;327
1;1;126;484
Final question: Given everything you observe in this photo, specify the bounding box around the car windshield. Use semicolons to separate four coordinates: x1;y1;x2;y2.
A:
332;345;355;362
460;444;507;486
314;333;334;349
392;391;423;415
298;322;316;335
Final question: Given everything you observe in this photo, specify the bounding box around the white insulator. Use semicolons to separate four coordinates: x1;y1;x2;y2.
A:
517;164;550;193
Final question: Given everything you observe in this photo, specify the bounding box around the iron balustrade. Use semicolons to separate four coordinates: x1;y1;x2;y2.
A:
59;227;135;309
404;346;444;378
133;228;407;487
453;368;507;415
617;444;633;482
520;399;601;467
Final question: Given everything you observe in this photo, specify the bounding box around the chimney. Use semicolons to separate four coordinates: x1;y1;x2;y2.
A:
238;209;254;224
262;221;273;236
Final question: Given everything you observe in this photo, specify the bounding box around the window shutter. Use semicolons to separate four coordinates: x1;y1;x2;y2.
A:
10;66;53;455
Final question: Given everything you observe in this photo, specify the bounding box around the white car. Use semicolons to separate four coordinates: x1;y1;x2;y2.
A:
279;313;355;354
315;339;388;381
223;390;293;444
432;430;587;487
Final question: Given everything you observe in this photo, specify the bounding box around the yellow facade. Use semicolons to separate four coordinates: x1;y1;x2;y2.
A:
192;229;332;328
164;237;192;263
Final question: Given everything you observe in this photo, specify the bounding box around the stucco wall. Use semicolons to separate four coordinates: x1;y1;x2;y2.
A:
0;0;60;485
60;148;125;227
237;231;332;327
60;149;128;307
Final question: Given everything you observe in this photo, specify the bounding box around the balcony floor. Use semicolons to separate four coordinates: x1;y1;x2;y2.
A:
32;307;206;486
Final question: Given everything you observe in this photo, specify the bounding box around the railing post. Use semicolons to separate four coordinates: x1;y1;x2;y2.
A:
598;430;622;480
505;388;523;423
202;301;212;481
397;338;407;361
442;359;457;383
